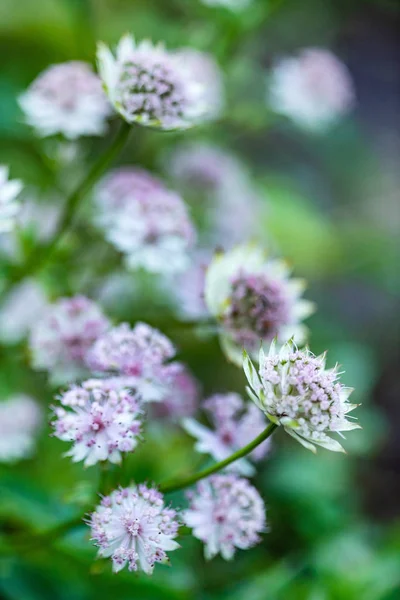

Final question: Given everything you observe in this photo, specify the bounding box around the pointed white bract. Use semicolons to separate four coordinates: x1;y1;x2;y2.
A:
29;296;110;384
205;245;315;364
97;35;222;130
183;474;266;560
90;484;180;574
0;166;22;233
19;62;112;139
268;48;355;131
52;379;142;467
94;168;196;273
243;339;360;453
183;392;270;476
0;395;42;462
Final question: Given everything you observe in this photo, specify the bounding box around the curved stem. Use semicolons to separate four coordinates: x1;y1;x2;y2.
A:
160;422;278;494
9;121;131;286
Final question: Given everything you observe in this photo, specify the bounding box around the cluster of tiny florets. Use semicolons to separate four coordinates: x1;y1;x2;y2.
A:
90;484;180;574
95;168;196;273
0;165;23;233
19;61;112;139
183;393;270;476
183;474;266;560
29;295;110;384
0;395;42;463
52;379;142;467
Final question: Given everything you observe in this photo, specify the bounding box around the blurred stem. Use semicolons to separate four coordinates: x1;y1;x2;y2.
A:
160;422;278;494
6;121;131;289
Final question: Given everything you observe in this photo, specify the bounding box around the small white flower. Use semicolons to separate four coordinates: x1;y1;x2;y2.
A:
205;245;315;364
19;61;112;139
97;35;221;130
0;395;42;463
243;339;361;453
0;165;22;233
268;48;355;131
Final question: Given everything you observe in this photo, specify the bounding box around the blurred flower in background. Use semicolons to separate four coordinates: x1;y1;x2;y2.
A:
200;0;253;12
0;278;48;344
0;165;22;232
0;395;42;462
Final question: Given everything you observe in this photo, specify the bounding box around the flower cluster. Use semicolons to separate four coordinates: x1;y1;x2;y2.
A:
94;168;196;273
183;393;270;475
0;165;22;233
89;484;180;573
86;322;177;402
97;35;222;130
205;245;315;363
0;395;42;463
30;295;110;384
19;61;112;138
268;48;355;131
51;379;142;467
244;339;360;452
183;474;266;560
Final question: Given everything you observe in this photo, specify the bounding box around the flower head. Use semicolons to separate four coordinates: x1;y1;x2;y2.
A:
94;168;196;273
19;61;112;139
90;484;180;573
268;48;355;131
52;379;142;467
183;474;265;560
97;35;220;130
0;395;42;462
86;322;177;402
243;339;361;452
29;295;110;384
205;245;314;364
0;165;22;233
183;393;270;476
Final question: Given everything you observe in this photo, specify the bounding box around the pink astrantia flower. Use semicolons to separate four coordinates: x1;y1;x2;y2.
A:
183;474;266;560
183;393;270;476
89;484;180;574
0;165;22;233
243;339;361;453
19;61;112;139
205;245;315;365
94;168;196;273
86;322;177;403
0;395;42;463
97;35;221;130
30;295;110;384
52;379;142;467
268;48;355;131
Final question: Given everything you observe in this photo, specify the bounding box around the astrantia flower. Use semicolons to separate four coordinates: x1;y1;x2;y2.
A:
97;35;219;130
0;165;22;232
151;363;199;420
0;395;42;462
30;295;110;384
52;379;142;467
94;168;195;273
205;245;314;364
183;393;270;476
86;322;177;402
268;48;355;131
183;474;265;560
0;279;48;344
19;61;112;139
243;339;361;453
90;484;180;573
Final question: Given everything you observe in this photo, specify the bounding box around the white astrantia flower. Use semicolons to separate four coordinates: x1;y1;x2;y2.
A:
205;245;315;365
243;339;361;453
0;165;23;233
183;393;270;476
19;61;112;139
97;35;221;130
0;395;42;463
0;279;48;344
268;48;355;131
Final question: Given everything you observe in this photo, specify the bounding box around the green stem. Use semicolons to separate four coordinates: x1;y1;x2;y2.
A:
160;422;278;494
9;121;131;286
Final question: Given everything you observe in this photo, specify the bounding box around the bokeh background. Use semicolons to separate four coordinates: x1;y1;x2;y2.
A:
0;0;399;599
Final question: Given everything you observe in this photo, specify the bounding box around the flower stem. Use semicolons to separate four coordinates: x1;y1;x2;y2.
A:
8;120;131;286
160;422;278;494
